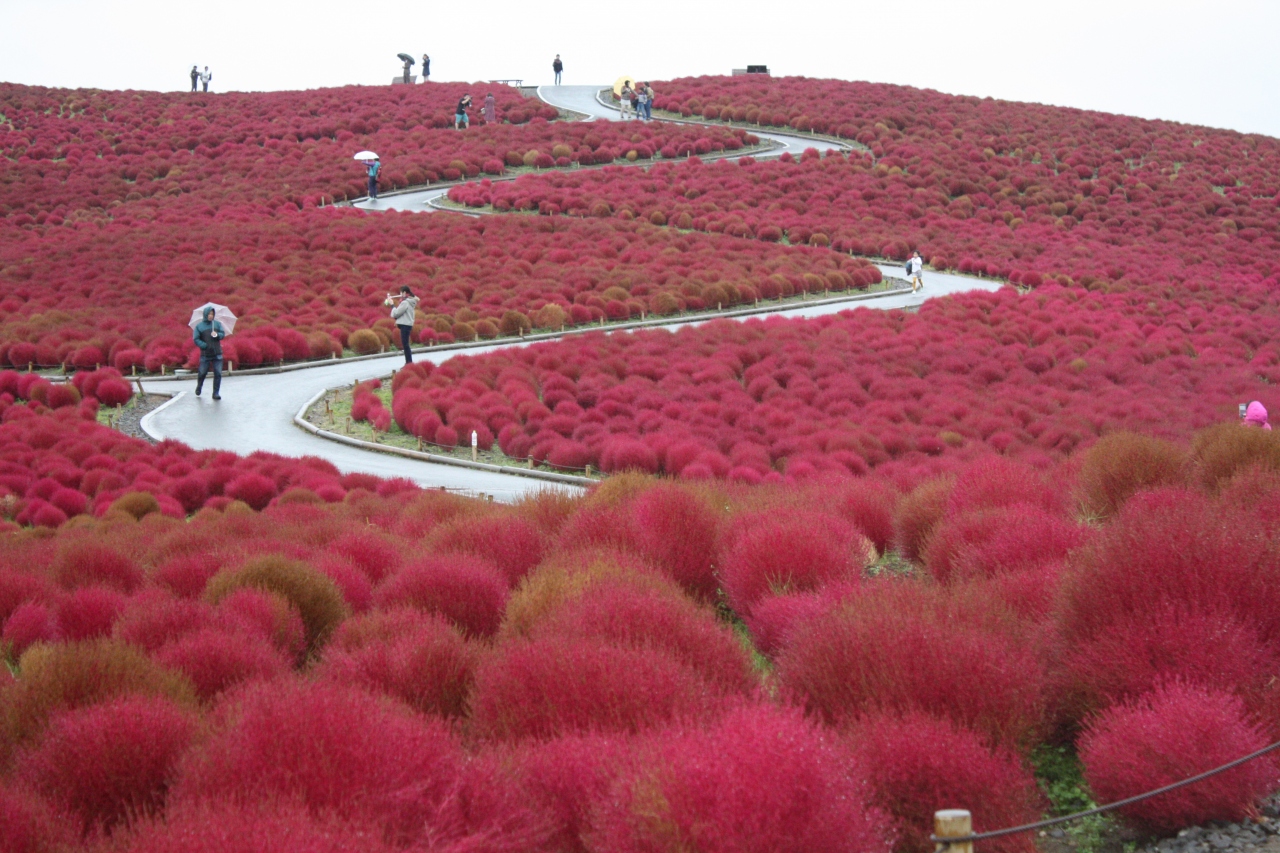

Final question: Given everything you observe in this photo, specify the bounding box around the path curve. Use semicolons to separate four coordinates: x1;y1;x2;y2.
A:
145;86;1002;500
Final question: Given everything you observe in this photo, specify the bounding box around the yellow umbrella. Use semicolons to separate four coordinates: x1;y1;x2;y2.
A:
612;76;637;97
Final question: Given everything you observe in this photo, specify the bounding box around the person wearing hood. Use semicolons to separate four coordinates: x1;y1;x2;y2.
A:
192;307;226;399
1243;400;1272;430
388;286;420;364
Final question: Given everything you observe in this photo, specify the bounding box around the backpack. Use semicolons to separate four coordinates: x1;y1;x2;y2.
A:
905;260;912;273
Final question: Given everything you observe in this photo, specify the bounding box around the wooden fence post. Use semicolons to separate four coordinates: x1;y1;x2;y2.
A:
934;810;973;853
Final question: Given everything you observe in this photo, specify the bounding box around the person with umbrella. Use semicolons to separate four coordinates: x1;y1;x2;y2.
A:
355;152;381;200
190;305;231;399
399;53;414;84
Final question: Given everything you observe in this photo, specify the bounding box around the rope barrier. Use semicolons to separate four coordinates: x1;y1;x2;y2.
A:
933;740;1280;847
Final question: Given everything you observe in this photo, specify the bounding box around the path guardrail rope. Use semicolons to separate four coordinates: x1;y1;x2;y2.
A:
932;740;1280;849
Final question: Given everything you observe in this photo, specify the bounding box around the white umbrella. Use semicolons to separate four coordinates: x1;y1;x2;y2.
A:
189;303;237;336
353;150;380;161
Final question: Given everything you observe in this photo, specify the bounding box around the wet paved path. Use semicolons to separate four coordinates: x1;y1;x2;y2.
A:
147;86;1002;500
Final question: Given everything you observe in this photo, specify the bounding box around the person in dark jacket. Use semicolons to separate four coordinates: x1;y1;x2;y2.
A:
192;307;226;399
190;66;199;92
365;158;380;200
553;55;563;85
423;54;430;79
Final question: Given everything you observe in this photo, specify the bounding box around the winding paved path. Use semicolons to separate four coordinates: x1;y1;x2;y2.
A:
145;86;1001;499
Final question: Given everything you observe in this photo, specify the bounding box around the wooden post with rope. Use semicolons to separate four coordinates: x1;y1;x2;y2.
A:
935;810;973;853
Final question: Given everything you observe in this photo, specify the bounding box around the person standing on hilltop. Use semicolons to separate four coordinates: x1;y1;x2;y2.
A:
482;92;496;124
200;66;212;92
553;54;563;85
190;65;199;92
423;54;430;80
402;57;413;84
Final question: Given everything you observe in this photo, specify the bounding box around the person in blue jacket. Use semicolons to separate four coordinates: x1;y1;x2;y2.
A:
192;307;226;400
366;158;381;200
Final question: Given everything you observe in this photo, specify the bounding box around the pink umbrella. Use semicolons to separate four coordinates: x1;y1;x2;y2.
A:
188;303;237;335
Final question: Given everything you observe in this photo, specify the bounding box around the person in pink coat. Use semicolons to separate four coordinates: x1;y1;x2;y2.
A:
1243;400;1272;430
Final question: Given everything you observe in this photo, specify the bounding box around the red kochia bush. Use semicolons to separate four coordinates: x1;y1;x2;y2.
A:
526;581;758;694
1057;604;1280;726
172;680;465;844
153;628;291;702
1058;488;1280;650
776;585;1045;749
16;695;198;835
469;637;723;741
373;554;508;638
3;602;62;654
923;506;1085;583
627;483;722;600
319;611;475;719
1079;682;1278;833
505;733;632;853
589;704;895;853
846;711;1044;853
120;801;400;853
222;474;278;511
429;514;546;585
718;511;871;615
0;782;75;853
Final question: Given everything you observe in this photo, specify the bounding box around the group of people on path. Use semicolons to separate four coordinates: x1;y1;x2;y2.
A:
619;81;655;120
189;66;212;92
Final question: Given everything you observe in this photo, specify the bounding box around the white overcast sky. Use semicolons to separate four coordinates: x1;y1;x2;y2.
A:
3;0;1278;139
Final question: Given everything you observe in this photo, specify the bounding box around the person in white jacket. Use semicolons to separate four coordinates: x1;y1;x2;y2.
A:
388;286;420;363
909;251;924;293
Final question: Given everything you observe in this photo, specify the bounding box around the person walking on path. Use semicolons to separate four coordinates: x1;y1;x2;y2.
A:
193;307;226;400
388;286;420;364
482;92;496;124
455;94;472;129
552;55;563;85
619;83;633;120
643;83;655;120
636;85;649;122
200;66;212;93
422;54;430;80
190;66;199;92
365;157;381;200
1244;401;1272;430
908;251;924;292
